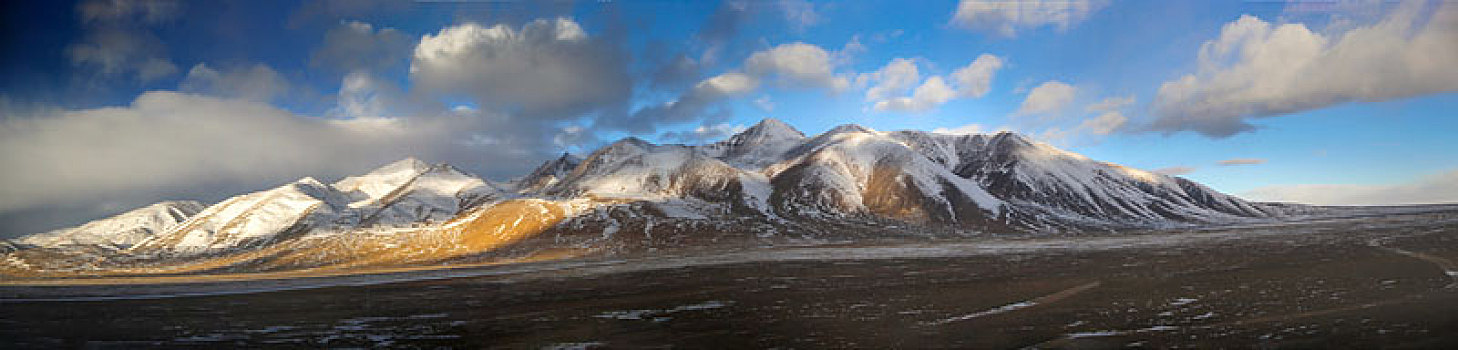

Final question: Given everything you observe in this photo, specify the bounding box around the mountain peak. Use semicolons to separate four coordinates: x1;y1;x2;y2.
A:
553;152;583;164
378;157;433;173
981;132;1091;162
518;152;585;192
699;119;807;169
612;136;652;148
717;118;806;147
743;118;804;138
826;123;875;135
340;158;436;183
584;137;659;167
988;131;1035;147
293;177;327;188
332;158;441;201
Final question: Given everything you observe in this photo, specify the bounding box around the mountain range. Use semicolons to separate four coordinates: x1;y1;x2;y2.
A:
1;119;1313;275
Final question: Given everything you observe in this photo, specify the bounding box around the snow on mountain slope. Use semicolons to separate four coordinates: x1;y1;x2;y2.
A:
16;201;204;249
333;158;435;205
517;153;583;193
334;158;501;226
698;118;806;169
937;132;1280;228
369;164;500;224
547;137;759;204
130;158;502;255
130;177;352;254
765;126;1005;228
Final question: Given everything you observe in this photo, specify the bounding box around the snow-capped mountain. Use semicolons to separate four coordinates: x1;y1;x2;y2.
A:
16;201;204;249
544;138;755;201
933;132;1280;229
129;177;353;254
516;153;583;193
129;159;501;255
762;125;1006;229
333;158;501;226
699;118;806;169
518;118;1288;232
6;119;1310;272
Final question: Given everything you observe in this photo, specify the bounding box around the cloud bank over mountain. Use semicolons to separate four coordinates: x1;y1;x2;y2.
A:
1150;1;1458;137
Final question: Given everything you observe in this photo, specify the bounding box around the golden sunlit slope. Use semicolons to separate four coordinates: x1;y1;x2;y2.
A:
0;199;576;279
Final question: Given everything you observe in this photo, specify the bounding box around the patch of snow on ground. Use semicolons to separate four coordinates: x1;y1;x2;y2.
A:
1170;298;1198;306
542;341;607;350
931;301;1037;324
594;300;732;321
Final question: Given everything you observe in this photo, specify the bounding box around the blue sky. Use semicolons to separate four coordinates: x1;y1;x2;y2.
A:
0;0;1455;234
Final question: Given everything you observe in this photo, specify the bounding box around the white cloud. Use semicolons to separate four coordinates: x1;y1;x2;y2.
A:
1242;169;1458;205
0;93;427;212
1034;111;1126;144
1217;158;1267;166
330;71;420;119
551;125;597;150
949;54;1004;98
863;54;1003;113
1021;93;1131;144
744;42;850;91
178;63;290;102
778;0;820;31
619;42;851;132
753;95;775;112
1151;0;1458;137
1017;80;1077;115
1281;0;1389;34
410;18;631;118
1152;166;1197;176
336;72;389;118
696;72;760;97
618;72;759;131
1086;95;1134;112
1080;111;1127;135
0;91;576;228
862;58;920;102
873;76;957;113
951;0;1106;37
311;20;413;73
835;35;867;65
